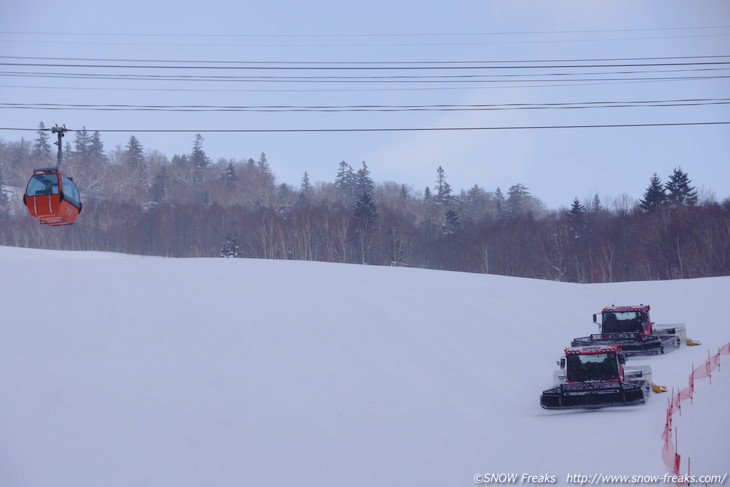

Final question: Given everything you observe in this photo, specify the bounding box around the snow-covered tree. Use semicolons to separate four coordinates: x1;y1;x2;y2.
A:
219;236;241;258
442;208;461;235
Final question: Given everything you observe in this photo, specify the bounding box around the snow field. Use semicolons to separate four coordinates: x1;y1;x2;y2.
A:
0;246;727;486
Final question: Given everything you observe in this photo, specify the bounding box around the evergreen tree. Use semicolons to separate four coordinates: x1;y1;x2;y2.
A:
126;135;146;170
293;172;314;208
433;166;453;206
399;184;409;200
506;184;530;217
463;185;489;222
300;171;314;198
278;182;293;199
148;166;168;207
125;135;148;187
74;127;91;164
353;192;378;224
219;236;241;258
221;162;238;184
639;173;666;212
355;161;374;197
568;197;587;238
665;167;698;208
190;134;210;202
32;122;52;160
423;186;432;202
443;208;461;235
334;160;356;203
171;154;189;166
589;194;602;213
191;134;210;169
257;152;271;174
88;131;106;161
569;197;585;216
494;187;506;219
466;185;481;202
278;183;299;214
352;191;379;264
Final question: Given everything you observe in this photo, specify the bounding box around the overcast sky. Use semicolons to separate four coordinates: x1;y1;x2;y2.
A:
2;0;729;209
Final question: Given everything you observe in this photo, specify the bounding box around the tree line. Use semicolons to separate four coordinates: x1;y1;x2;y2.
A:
1;124;728;282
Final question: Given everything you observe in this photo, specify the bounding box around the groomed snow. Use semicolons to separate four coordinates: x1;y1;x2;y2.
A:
0;246;727;486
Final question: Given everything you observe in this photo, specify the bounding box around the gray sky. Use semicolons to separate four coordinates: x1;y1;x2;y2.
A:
2;0;729;209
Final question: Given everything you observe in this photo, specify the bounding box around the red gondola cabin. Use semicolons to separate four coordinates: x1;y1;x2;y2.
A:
23;168;82;226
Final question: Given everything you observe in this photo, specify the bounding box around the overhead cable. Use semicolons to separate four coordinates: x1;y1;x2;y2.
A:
2;121;729;134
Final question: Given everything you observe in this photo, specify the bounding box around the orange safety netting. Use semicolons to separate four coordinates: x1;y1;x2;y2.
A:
661;343;729;478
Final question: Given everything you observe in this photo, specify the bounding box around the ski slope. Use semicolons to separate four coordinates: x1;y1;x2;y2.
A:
0;246;728;486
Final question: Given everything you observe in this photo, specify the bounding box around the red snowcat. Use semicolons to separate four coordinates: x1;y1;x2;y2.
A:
540;345;653;410
570;304;691;356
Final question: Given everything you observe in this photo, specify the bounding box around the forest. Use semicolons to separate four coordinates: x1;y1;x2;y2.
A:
1;124;729;283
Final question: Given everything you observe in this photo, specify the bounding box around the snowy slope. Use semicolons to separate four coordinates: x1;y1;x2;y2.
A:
0;246;728;486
